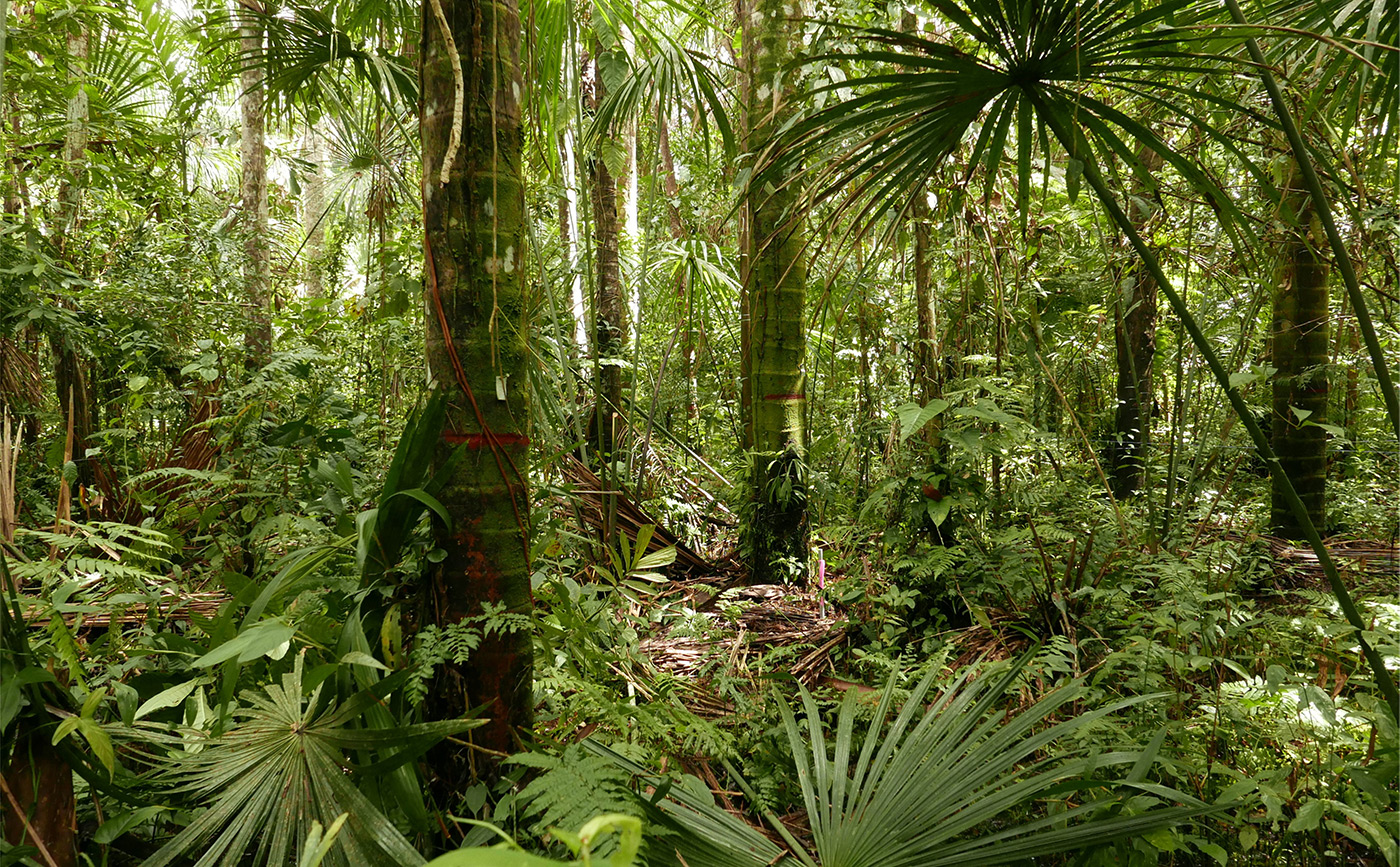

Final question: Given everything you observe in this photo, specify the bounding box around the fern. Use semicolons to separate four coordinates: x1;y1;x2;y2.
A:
405;622;481;706
508;744;641;846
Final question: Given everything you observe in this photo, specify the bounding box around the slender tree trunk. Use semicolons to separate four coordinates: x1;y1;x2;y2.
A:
421;0;531;782
657;116;698;433
240;10;271;368
557;126;588;352
1109;149;1162;497
587;39;626;459
911;187;946;456
739;0;807;584
1271;157;1329;539
298;127;327;298
900;14;943;459
50;19;93;489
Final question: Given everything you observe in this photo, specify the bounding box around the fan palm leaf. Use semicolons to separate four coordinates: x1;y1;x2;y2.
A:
143;656;482;867
594;657;1216;867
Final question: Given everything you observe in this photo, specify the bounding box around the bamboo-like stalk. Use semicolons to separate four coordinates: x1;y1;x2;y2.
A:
1037;103;1399;720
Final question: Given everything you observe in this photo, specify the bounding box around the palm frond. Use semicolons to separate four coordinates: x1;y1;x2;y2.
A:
593;656;1216;867
144;657;481;867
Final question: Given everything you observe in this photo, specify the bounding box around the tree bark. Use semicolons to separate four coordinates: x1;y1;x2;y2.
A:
298;127;327;298
1109;149;1162;498
658;116;698;430
739;0;807;584
1271;157;1329;539
587;38;627;459
51;19;93;489
421;0;531;783
240;10;271;368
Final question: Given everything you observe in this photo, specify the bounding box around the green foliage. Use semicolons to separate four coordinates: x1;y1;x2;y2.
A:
144;655;481;867
427;814;644;867
508;744;642;846
633;656;1216;867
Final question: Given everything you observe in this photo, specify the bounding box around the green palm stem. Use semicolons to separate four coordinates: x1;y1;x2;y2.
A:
1035;103;1399;721
1224;0;1400;445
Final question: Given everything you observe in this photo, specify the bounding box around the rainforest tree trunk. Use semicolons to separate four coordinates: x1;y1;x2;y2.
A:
1109;149;1162;498
739;0;807;584
239;11;271;368
421;0;531;782
658;116;698;434
298;127;327;298
588;37;627;460
51;18;93;489
1271;157;1329;539
911;186;944;454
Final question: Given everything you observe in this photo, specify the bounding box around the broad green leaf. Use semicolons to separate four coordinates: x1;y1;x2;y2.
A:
135;678;208;720
339;651;389;671
897;399;950;443
1288;799;1326;833
425;848;565;867
94;806;167;844
78;718;116;775
191;620;297;668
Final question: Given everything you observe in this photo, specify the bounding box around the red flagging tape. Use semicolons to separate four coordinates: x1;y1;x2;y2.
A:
444;431;530;448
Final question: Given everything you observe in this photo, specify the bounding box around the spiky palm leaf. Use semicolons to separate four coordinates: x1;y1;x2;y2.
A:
594;657;1215;867
144;657;481;867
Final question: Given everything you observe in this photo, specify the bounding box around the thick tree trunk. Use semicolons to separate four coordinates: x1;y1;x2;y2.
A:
2;727;76;867
240;13;271;368
739;0;807;584
1271;158;1329;539
1109;149;1162;497
587;39;627;459
421;0;531;783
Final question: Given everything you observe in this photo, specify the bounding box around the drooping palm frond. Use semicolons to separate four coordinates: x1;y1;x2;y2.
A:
211;0;417;121
590;31;735;158
1263;0;1398;149
774;0;1269;245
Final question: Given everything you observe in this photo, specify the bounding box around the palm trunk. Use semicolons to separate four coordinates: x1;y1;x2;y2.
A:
901;14;944;460
588;39;627;460
1109;149;1161;497
740;0;807;583
240;14;271;368
421;0;531;781
1270;157;1329;539
557;126;589;352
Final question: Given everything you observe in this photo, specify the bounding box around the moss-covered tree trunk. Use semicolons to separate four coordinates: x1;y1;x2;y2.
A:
239;12;271;369
1109;149;1161;498
739;0;807;584
1271;158;1329;539
421;0;531;782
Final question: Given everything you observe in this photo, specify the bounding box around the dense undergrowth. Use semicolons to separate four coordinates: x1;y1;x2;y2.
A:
1;349;1395;865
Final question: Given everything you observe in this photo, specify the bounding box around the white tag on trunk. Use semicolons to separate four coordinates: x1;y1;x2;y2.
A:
495;376;507;401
